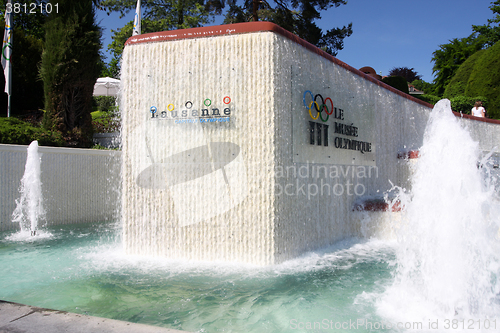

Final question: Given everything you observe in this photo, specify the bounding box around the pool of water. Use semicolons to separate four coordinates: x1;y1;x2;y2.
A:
0;222;398;332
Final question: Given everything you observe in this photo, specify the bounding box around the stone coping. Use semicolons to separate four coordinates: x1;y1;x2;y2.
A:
0;300;189;333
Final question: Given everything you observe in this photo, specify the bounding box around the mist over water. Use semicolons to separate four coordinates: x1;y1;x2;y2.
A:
377;100;500;327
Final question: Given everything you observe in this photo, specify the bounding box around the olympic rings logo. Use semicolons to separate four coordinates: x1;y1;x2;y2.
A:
158;96;231;113
150;96;232;119
303;91;335;122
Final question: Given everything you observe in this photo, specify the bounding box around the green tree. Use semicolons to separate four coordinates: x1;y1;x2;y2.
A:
388;67;421;83
472;0;500;48
381;76;409;94
411;79;436;96
443;49;485;98
100;0;222;74
443;41;500;119
223;0;352;56
0;0;47;40
100;0;221;27
40;0;102;147
431;1;500;96
431;36;483;96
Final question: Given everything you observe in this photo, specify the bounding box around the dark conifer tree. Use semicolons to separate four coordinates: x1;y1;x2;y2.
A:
41;0;102;147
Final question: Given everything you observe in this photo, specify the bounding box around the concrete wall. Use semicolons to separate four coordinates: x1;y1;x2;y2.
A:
121;22;500;265
0;144;121;232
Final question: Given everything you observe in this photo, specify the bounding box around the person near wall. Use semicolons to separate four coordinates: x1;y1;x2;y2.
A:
471;101;486;118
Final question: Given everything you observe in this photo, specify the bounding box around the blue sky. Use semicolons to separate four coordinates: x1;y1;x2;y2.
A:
96;0;496;82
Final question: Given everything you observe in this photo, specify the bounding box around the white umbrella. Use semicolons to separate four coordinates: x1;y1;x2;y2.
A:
93;77;120;97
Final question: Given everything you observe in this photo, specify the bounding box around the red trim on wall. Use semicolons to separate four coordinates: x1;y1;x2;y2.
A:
125;22;500;126
452;111;500;125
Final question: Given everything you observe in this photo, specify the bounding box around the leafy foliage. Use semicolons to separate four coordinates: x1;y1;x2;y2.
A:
102;0;353;73
0;117;64;146
431;36;483;96
471;0;500;49
432;1;500;95
410;79;436;96
411;94;441;106
92;96;117;112
223;0;352;55
382;76;409;94
448;95;489;114
464;41;500;119
100;0;221;74
388;67;422;83
40;0;102;147
99;0;218;27
91;110;120;133
0;0;48;40
443;41;500;119
443;49;485;98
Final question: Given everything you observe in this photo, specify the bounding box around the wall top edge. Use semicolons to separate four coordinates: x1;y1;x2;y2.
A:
0;144;122;156
125;22;500;126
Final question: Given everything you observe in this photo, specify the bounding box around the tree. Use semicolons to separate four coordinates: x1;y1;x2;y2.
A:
381;76;409;94
471;0;500;49
102;0;353;74
444;41;500;119
223;0;352;56
431;36;483;96
40;0;102;147
388;67;422;83
100;0;221;28
411;79;436;96
0;0;47;40
100;0;222;74
431;1;500;96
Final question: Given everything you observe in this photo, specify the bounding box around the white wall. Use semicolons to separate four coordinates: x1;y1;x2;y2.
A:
121;25;500;265
0;144;121;232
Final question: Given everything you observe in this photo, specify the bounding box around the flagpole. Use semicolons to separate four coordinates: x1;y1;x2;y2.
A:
133;0;141;36
2;0;12;117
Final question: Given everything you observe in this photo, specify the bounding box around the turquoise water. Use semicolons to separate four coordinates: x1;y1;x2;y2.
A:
0;223;396;333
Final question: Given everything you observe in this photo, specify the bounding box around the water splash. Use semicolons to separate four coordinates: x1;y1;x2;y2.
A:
12;141;45;236
378;99;500;324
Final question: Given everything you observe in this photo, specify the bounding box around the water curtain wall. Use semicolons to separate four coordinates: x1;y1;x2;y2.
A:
0;145;121;232
121;22;500;265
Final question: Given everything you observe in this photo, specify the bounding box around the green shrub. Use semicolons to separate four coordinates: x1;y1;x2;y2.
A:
444;50;485;98
92;96;117;112
443;41;500;119
382;76;409;94
412;94;441;105
449;96;489;114
91;111;120;133
411;79;437;95
465;42;500;119
0;117;65;146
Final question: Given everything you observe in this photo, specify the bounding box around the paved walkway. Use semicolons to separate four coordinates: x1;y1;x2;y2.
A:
0;300;190;333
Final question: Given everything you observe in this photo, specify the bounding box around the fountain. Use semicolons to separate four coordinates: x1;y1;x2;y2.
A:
376;99;500;326
2;23;500;332
11;140;45;236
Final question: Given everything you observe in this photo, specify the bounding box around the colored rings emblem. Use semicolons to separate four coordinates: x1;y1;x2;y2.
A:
303;91;333;123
